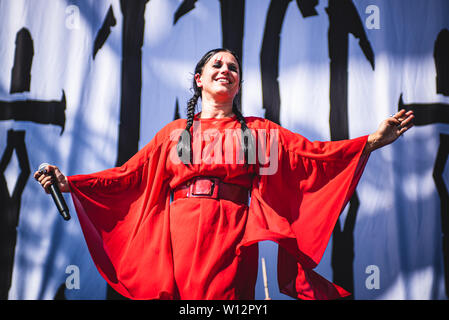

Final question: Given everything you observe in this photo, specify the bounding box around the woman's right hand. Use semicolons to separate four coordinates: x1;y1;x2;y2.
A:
34;164;70;193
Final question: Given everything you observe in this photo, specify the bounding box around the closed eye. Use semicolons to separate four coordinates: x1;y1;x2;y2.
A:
213;62;238;73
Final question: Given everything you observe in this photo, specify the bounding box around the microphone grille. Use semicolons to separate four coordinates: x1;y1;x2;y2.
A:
39;163;50;173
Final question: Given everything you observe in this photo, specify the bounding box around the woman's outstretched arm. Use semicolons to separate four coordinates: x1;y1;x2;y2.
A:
363;109;414;155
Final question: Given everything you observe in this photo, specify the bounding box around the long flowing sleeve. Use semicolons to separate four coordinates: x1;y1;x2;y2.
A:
243;118;369;300
67;121;182;299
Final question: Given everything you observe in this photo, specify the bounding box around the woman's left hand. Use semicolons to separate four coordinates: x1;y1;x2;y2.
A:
364;109;415;154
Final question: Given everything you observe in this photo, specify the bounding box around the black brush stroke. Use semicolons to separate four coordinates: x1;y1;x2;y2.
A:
10;28;34;94
434;29;449;96
0;91;66;134
0;130;30;299
93;5;117;60
326;0;375;298
433;133;449;298
173;0;197;25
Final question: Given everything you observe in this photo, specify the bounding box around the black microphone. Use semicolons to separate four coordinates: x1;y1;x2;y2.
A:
39;163;71;221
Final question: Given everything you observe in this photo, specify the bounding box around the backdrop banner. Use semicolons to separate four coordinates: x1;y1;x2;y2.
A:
0;0;448;300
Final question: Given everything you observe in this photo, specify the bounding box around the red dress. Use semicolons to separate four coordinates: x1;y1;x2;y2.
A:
67;115;369;300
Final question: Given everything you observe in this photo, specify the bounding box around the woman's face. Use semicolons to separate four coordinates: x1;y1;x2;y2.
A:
194;51;241;102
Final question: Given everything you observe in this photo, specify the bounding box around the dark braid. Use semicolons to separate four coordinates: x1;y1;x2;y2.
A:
233;104;255;166
177;91;200;164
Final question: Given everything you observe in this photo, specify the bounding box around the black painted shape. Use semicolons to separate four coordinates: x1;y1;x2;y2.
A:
331;193;359;299
10;28;34;94
93;5;117;60
434;29;449;96
260;0;319;124
173;0;197;25
260;0;291;125
0;91;66;134
0;130;30;299
53;283;67;300
219;0;245;111
295;0;319;17
398;94;449;125
115;0;149;167
433;133;449;298
174;99;180;120
399;30;449;298
327;0;375;70
326;0;374;297
326;0;374;141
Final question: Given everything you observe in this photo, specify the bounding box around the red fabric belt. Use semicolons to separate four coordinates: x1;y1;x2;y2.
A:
173;177;249;206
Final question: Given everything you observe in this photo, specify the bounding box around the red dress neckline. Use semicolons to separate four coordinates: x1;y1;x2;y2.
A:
194;112;238;121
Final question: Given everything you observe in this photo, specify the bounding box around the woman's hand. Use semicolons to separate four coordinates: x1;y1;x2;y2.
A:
34;164;70;193
364;109;415;154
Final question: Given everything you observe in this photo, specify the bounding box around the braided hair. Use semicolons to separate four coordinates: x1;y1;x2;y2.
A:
177;48;255;166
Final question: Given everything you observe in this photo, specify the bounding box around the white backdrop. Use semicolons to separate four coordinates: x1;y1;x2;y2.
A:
0;0;448;300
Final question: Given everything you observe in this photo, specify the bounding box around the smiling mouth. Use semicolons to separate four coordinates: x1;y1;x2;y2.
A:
215;77;231;84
